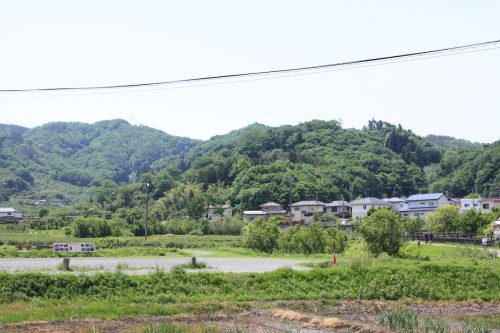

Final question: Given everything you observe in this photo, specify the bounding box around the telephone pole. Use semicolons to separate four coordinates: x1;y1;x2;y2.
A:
288;176;293;224
143;182;151;240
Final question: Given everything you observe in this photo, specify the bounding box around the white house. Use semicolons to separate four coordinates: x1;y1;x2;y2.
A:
399;192;452;220
291;200;325;224
260;202;287;217
350;197;391;219
206;204;232;221
479;197;500;213
460;198;481;212
243;202;287;222
383;197;406;211
323;200;351;217
0;207;26;222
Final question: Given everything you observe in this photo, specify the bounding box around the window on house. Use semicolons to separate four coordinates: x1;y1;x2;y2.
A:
332;207;337;212
483;203;490;209
363;205;366;209
420;202;426;205
428;202;434;206
473;203;478;207
294;207;300;211
7;212;11;216
403;213;409;217
464;204;470;208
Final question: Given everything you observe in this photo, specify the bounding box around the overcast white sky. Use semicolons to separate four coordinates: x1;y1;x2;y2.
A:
0;1;499;142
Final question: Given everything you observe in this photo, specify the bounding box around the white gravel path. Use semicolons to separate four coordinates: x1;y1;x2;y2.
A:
0;257;315;275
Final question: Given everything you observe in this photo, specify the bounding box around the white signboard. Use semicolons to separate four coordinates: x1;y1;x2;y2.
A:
53;243;95;252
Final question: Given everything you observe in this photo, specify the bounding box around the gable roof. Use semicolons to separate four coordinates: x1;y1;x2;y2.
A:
325;201;350;207
260;202;282;207
406;193;448;201
291;200;325;207
0;207;20;213
350;197;390;205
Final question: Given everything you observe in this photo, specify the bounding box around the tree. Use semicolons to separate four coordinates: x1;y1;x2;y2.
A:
426;205;460;232
359;208;405;256
458;209;494;235
244;217;280;253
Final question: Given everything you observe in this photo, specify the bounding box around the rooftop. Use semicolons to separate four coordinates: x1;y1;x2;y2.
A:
260;202;282;207
383;197;405;203
350;197;390;205
325;200;350;207
291;200;325;207
243;211;267;215
406;193;448;201
0;207;20;213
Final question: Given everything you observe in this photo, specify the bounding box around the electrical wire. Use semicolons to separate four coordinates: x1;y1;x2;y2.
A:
0;38;499;94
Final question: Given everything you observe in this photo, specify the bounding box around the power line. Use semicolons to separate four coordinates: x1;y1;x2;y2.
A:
1;38;499;94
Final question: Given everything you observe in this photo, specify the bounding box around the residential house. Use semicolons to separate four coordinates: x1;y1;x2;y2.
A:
460;198;481;212
350;197;391;219
242;210;267;222
323;200;351;217
398;192;452;220
0;207;26;223
383;197;406;211
479;197;500;213
243;202;287;222
206;204;232;221
291;200;325;224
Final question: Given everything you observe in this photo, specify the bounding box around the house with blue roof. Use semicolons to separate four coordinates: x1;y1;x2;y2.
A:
399;192;452;220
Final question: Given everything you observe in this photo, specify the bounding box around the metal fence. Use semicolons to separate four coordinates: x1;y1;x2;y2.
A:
411;232;495;246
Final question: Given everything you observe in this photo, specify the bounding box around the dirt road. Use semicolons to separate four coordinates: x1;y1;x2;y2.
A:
0;257;314;274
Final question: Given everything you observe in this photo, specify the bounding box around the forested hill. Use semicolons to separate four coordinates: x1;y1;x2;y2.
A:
175;119;444;210
1;119;498;210
0;119;199;202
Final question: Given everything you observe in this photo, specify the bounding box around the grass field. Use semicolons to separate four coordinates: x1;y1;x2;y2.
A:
0;230;498;328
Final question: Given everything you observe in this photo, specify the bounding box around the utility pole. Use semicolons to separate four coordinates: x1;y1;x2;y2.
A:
143;182;151;240
288;176;293;224
341;194;345;220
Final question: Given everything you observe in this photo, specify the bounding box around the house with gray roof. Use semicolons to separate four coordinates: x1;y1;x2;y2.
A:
323;200;351;217
243;201;287;222
0;207;26;223
398;192;452;220
350;197;391;219
291;200;325;224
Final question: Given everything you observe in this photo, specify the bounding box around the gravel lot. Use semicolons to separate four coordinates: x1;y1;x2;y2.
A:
0;257;314;275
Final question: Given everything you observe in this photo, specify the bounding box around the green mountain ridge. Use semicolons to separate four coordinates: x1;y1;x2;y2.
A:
0;119;498;211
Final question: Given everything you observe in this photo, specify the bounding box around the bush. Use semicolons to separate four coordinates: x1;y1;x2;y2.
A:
71;217;113;238
245;218;280;253
209;217;244;235
359;208;406;256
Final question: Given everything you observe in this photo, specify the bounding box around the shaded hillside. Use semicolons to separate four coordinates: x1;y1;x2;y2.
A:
0;120;199;202
427;141;500;197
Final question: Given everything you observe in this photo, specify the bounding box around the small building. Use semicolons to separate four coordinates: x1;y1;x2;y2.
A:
323;200;351;217
206;204;232;221
479;197;500;213
350;197;391;219
243;202;287;222
0;207;26;223
383;197;406;211
242;210;267;222
291;200;325;224
398;192;452;220
460;198;481;212
34;199;50;206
